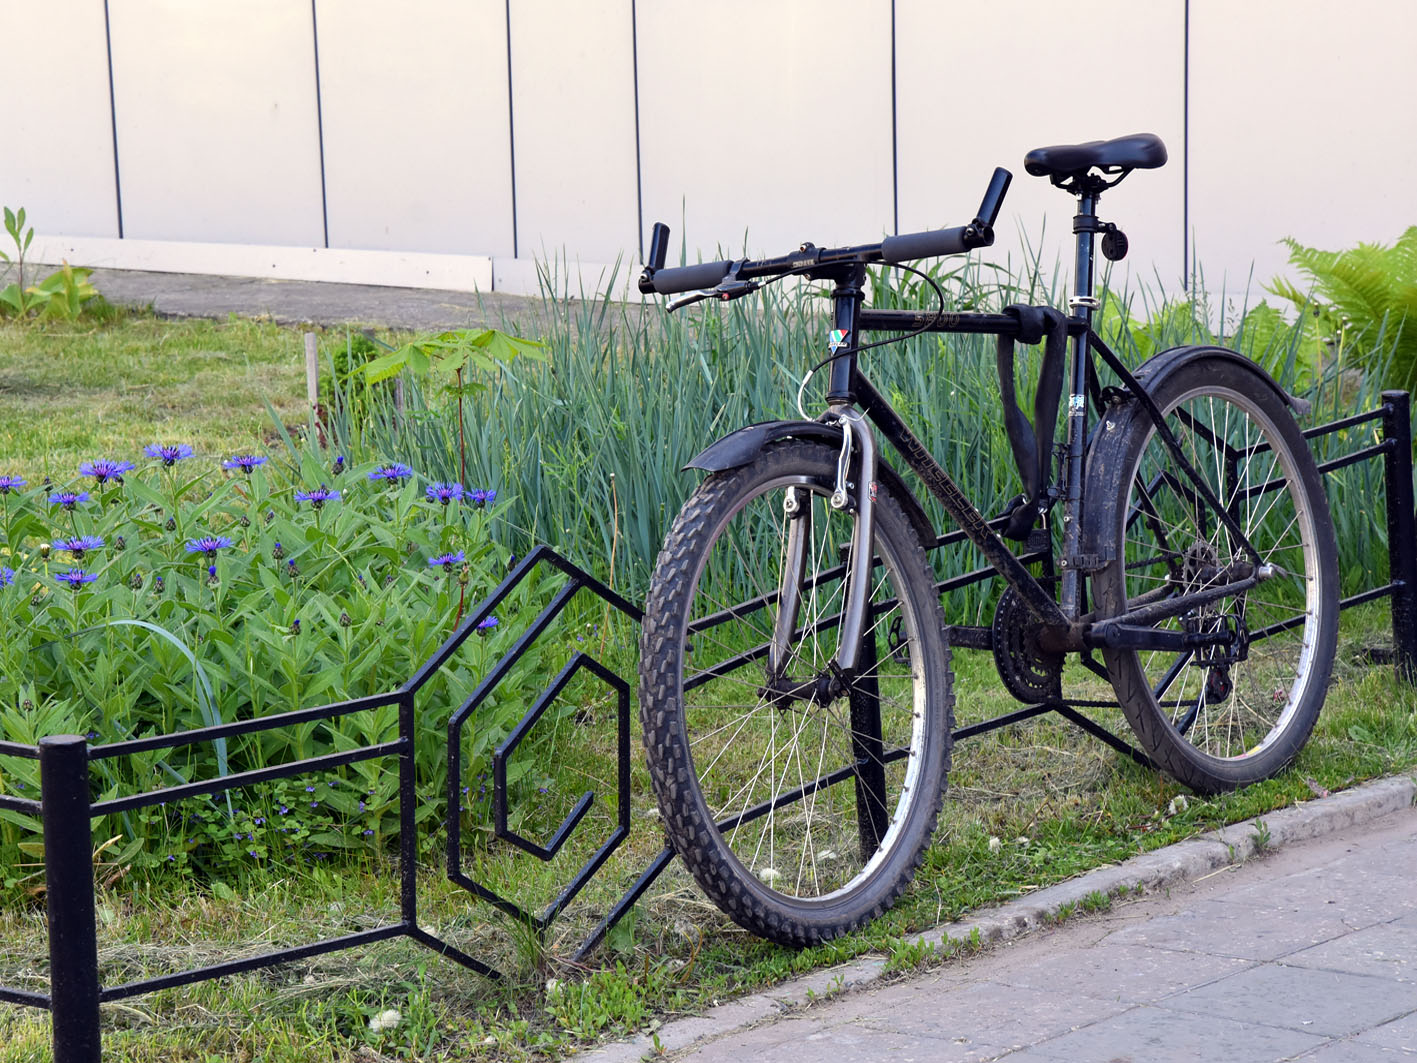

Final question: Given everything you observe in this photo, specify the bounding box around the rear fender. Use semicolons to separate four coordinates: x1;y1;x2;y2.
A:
1079;345;1303;569
687;420;937;549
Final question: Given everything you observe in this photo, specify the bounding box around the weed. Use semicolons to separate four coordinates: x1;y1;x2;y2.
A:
1251;819;1273;853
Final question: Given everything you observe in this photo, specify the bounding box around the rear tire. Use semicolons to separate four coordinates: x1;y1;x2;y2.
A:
1092;358;1338;793
638;439;953;945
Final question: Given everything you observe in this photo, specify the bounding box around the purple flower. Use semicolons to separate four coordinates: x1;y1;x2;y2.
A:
332;455;346;476
54;569;98;589
145;443;194;466
294;485;340;509
425;482;464;505
185;535;235;558
0;567;14;588
469;488;497;507
0;474;25;494
56;535;105;560
477;615;500;632
221;454;268;474
369;462;415;483
78;459;135;485
48;490;91;510
428;550;465;570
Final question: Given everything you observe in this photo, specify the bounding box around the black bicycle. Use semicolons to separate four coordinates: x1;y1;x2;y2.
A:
635;133;1338;946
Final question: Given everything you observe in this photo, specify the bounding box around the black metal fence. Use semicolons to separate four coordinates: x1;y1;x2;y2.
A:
3;392;1414;1063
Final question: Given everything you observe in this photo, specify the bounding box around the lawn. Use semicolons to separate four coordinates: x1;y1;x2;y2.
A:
0;302;1414;1061
0;312;314;479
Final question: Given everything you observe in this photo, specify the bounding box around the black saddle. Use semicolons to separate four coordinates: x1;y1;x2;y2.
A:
1024;133;1167;186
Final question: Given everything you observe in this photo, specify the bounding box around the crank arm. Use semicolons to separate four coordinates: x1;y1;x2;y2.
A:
1086;622;1241;653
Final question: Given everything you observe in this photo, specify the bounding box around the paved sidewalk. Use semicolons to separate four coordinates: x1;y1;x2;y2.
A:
77;266;555;332
587;778;1417;1063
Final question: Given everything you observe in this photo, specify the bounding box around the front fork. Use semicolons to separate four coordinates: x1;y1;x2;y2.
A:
768;405;879;680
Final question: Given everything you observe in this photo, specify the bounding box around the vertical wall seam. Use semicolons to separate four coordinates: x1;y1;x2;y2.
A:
102;0;124;238
631;0;645;262
1182;0;1190;289
890;0;899;235
311;0;330;249
505;0;519;263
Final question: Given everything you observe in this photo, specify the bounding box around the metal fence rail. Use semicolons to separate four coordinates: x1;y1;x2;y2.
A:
2;392;1413;1063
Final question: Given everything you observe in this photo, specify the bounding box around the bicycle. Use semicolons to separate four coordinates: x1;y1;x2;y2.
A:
634;132;1338;946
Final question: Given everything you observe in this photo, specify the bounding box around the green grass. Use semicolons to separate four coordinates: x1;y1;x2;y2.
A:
0;605;1413;1061
1;293;1415;1059
0;311;317;479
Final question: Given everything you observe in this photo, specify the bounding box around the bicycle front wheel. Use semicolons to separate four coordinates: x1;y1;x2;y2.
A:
1091;356;1338;793
639;439;953;946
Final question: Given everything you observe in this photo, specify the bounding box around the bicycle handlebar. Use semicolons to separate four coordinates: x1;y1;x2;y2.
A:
639;167;1012;297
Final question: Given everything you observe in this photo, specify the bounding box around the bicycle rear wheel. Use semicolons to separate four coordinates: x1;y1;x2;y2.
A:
639;439;952;946
1091;357;1338;793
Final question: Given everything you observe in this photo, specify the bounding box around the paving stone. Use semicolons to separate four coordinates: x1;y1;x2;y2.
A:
1023;1003;1324;1063
675;1015;985;1063
985;940;1253;1004
1160;964;1416;1038
1102;897;1355;961
1294;1039;1417;1061
1221;861;1417;929
1359;1011;1417;1054
1284;922;1417;983
820;976;1132;1056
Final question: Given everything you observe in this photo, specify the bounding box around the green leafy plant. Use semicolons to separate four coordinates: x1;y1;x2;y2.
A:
0;444;550;882
360;326;545;486
1269;226;1417;391
0;206;100;320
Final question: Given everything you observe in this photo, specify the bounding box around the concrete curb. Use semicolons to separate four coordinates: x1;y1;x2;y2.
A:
577;774;1417;1062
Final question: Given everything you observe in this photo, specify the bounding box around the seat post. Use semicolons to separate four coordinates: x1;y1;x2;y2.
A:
1058;189;1101;618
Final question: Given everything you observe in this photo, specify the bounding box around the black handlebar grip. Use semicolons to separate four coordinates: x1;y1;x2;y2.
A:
976;167;1012;229
650;259;734;294
879;225;970;265
647;222;669;271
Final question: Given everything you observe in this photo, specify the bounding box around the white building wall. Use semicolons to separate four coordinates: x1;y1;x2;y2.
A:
4;1;1414;300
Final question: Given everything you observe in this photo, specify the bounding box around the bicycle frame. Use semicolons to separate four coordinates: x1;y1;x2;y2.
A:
811;194;1268;666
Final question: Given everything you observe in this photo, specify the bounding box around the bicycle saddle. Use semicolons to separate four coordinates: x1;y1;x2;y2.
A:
1023;133;1167;180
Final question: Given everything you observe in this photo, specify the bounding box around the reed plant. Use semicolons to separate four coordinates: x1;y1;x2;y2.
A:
319;253;1397;614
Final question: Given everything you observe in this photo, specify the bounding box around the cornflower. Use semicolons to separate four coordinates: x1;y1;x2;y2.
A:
56;535;105;560
221;454;268;474
477;615;500;631
54;569;98;589
368;462;414;483
78;459;134;485
185;535;235;558
145;443;194;466
0;474;25;494
294;485;340;509
428;550;465;570
425;482;464;505
0;567;14;588
48;490;91;510
469;488;497;507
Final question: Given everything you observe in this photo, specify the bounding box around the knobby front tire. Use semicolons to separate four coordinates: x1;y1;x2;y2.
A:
638;440;953;946
1092;358;1338;793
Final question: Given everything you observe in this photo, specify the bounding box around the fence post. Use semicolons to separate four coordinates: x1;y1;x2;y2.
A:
1381;391;1417;683
39;735;101;1063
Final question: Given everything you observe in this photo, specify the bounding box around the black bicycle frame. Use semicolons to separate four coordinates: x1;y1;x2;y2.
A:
816;225;1263;657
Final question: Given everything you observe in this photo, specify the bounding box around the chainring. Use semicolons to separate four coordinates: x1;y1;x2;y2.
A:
991;586;1064;704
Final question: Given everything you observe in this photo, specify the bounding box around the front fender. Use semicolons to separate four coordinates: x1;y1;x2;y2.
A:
686;420;937;549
